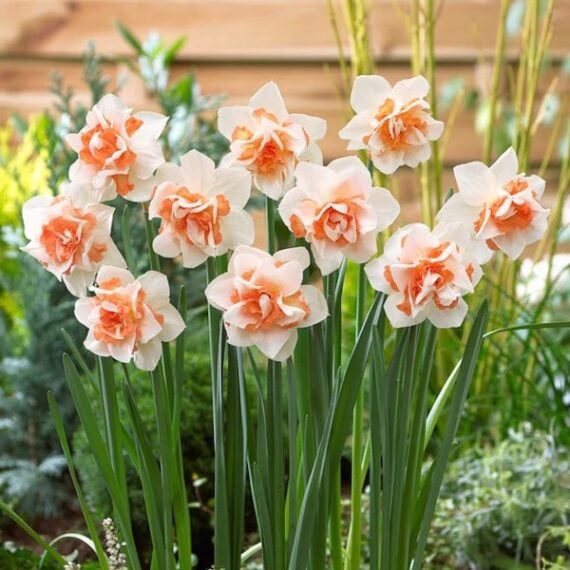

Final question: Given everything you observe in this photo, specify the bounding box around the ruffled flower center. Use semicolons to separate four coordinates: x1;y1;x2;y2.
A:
92;281;164;345
79;117;143;195
384;243;472;316
231;278;310;331
39;207;106;269
368;98;428;151
93;287;143;345
231;109;302;178
474;178;534;236
312;201;359;246
159;187;231;248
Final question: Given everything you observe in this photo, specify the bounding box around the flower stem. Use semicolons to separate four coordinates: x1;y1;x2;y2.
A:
344;264;367;570
325;270;344;570
151;365;177;570
483;0;510;163
426;0;442;214
268;359;286;570
142;203;160;271
266;196;277;254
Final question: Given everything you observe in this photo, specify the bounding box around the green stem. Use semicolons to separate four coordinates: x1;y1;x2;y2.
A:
98;358;126;494
151;366;177;570
326;270;344;570
483;0;510;163
98;357;140;568
345;265;367;570
266;196;277;254
268;360;286;569
426;0;442;214
142;204;161;271
206;257;232;568
286;360;298;547
391;327;419;570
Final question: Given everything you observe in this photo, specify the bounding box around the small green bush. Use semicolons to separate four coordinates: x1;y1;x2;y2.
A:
0;545;60;570
426;425;570;569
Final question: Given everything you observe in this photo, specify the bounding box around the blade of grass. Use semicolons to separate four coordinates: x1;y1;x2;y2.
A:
48;392;109;569
0;500;66;566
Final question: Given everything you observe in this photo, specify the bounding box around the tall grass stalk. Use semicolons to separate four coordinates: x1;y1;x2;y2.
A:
341;2;373;567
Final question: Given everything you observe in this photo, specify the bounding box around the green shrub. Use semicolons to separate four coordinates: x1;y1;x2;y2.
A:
73;346;215;558
0;545;60;570
426;425;570;569
0;23;226;525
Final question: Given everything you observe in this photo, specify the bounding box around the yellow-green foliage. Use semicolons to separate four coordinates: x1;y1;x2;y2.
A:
0;116;51;331
0;116;51;228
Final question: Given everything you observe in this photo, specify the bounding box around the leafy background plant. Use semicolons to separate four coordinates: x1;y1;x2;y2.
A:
0;26;225;540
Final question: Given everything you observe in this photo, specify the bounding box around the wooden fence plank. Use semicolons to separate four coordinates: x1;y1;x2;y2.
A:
2;0;569;61
0;58;564;165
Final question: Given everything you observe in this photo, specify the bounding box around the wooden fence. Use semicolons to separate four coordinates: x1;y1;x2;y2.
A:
1;0;568;210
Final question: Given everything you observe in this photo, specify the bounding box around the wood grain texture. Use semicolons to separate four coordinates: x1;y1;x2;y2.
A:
1;0;569;61
0;58;563;165
0;0;567;175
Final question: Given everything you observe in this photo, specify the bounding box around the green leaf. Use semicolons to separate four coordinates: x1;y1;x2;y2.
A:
62;354;141;570
212;325;231;569
48;392;109;569
39;532;98;569
115;21;144;54
288;293;385;570
425;319;570;449
411;301;489;569
164;36;187;65
0;499;67;566
122;375;167;566
226;346;248;569
61;328;97;388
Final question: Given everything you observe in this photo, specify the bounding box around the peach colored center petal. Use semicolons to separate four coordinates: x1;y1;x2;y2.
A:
232;280;310;332
368;98;427;151
93;287;163;346
313;202;359;246
94;294;138;345
113;174;136;197
236;134;295;177
473;179;534;235
39;210;100;269
159;187;231;247
386;244;461;316
231;109;303;178
79;118;143;194
88;243;108;263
